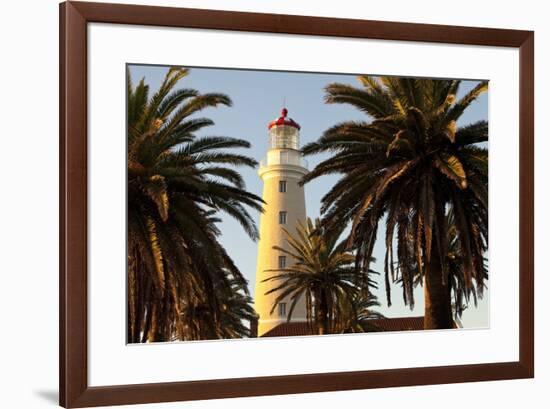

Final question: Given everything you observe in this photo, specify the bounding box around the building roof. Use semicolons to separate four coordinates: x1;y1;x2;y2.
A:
268;107;301;130
261;317;426;337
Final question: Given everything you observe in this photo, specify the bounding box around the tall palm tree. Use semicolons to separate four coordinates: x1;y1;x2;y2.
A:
263;218;379;335
302;77;488;329
127;67;263;342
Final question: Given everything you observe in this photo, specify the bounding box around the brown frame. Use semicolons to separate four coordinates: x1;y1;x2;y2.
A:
59;1;534;407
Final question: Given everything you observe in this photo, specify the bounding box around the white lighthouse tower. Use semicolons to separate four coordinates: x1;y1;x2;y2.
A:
254;108;308;336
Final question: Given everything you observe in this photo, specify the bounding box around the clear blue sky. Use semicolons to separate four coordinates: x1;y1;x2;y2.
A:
128;64;489;328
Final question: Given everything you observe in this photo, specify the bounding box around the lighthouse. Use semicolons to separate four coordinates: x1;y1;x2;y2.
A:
254;108;308;336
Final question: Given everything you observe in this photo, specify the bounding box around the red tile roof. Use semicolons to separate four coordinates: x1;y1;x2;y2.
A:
262;321;316;337
261;317;426;337
371;316;426;332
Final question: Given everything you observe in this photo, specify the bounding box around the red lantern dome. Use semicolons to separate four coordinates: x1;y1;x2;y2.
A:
268;108;301;130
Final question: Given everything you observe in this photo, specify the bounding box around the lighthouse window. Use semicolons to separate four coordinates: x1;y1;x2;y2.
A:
279;180;287;193
279;211;287;224
278;256;286;269
278;303;287;317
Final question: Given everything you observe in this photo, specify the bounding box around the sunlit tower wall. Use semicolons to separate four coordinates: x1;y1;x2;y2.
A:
254;108;308;336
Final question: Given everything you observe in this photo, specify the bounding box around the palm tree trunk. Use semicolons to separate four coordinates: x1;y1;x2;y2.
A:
318;295;328;335
424;249;453;329
146;303;159;342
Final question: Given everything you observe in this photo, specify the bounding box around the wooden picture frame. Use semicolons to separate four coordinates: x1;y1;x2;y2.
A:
59;1;534;407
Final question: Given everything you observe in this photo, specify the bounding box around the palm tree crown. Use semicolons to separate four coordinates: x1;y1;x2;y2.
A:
302;77;488;329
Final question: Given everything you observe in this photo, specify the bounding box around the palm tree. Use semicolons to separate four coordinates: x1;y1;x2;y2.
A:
127;67;263;342
263;218;379;335
338;290;385;333
302;77;488;329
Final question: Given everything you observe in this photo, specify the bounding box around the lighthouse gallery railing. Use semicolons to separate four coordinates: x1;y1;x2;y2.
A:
259;152;308;168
